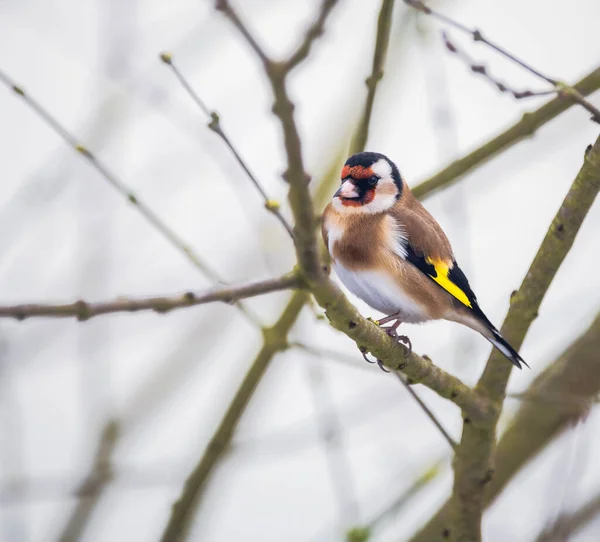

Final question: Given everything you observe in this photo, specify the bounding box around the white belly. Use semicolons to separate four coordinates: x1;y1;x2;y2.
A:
332;263;429;323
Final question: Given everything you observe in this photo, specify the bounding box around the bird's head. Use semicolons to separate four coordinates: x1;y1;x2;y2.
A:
332;152;403;214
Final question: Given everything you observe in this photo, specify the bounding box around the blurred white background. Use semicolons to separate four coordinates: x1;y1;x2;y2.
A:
1;0;600;540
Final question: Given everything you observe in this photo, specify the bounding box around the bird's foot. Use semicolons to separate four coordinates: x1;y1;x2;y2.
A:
359;346;390;373
380;325;412;354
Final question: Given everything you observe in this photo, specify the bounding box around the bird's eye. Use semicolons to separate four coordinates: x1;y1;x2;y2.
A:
368;176;379;187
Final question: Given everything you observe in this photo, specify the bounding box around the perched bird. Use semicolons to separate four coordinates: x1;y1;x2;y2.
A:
321;151;527;369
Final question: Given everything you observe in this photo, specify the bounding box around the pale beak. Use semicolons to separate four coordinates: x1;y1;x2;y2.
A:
334;180;359;199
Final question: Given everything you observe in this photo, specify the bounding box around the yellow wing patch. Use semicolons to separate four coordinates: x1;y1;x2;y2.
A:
426;258;472;308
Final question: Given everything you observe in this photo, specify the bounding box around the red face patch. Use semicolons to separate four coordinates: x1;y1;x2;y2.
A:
341;165;374;180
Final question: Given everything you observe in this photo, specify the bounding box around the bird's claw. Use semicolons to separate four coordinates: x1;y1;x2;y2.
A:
359;347;390;372
376;358;390;373
360;348;376;364
380;326;412;353
397;334;412;354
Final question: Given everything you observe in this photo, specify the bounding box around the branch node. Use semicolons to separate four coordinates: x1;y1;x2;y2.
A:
75;300;91;322
208;112;220;132
481;468;494;485
75;144;92;158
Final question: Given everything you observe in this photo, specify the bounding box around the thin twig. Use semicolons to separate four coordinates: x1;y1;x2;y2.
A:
442;32;557;101
341;460;444;542
411;66;600;199
285;0;340;72
217;0;336;280
160;53;295;238
404;0;600;122
0;68;260;326
350;0;396;154
395;374;457;449
0;274;300;321
57;421;119;542
365;459;445;530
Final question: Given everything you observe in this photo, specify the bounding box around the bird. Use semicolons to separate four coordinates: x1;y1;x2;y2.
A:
321;151;527;369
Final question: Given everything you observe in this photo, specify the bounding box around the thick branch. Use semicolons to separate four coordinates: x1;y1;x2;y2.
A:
409;310;600;541
412;135;600;542
0;274;300;321
219;0;490;422
310;278;490;422
411;66;600;200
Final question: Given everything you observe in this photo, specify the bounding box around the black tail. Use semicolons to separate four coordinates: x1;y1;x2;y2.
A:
486;328;529;369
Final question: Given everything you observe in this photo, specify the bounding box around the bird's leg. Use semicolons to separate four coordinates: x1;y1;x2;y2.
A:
374;312;402;326
360;313;412;372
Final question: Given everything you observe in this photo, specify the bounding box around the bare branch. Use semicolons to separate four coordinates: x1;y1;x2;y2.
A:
56;421;118;542
412;135;600;542
0;69;216;282
217;0;331;279
0;68;260;326
160;4;400;538
411;310;600;541
536;492;600;542
441;32;557;101
219;0;491;423
160;291;309;542
0;274;300;321
285;0;341;72
404;0;600;122
411;66;600;199
214;0;271;66
160;53;295;238
350;0;396;154
395;374;457;450
365;459;444;531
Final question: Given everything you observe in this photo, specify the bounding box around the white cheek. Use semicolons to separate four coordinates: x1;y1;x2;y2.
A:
332;197;345;211
361;191;397;213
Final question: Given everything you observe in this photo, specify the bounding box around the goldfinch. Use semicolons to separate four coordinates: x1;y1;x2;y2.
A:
322;151;527;369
